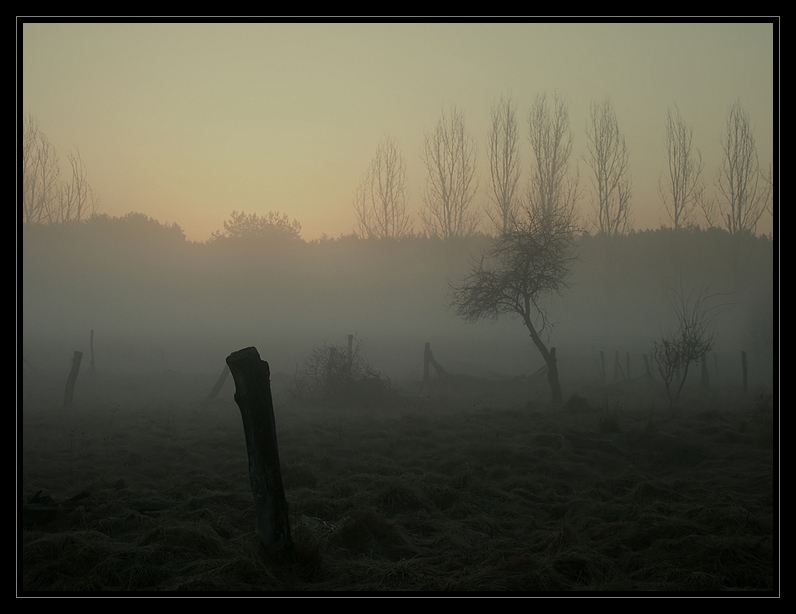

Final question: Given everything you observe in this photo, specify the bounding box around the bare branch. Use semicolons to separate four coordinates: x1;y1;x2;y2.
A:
526;91;580;230
486;95;521;235
22;116;99;226
354;135;412;239
654;282;729;410
711;101;768;235
420;106;480;238
585;99;632;237
658;104;705;229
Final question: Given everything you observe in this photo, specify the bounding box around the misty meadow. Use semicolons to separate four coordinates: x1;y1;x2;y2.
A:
20;213;774;593
20;21;776;591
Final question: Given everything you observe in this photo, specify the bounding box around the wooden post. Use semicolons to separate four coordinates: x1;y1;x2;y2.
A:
741;350;748;394
423;342;430;384
63;351;83;407
600;351;606;386
427;345;448;379
226;347;293;560
89;330;96;372
206;364;231;401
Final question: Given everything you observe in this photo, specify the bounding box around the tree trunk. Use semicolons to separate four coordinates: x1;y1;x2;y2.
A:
545;347;563;407
523;313;563;407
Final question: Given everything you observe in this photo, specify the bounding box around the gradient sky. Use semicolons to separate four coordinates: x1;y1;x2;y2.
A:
21;21;776;241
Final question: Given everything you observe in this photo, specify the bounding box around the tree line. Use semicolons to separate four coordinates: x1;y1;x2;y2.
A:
354;95;773;241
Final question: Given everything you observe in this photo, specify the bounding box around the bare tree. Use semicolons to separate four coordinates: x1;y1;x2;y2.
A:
486;95;521;234
763;162;774;219
585;98;632;237
22;116;61;225
55;149;99;224
527;91;581;230
354;136;412;239
22;116;98;225
452;202;577;408
420;106;480;238
658;104;704;230
705;101;768;236
654;283;723;412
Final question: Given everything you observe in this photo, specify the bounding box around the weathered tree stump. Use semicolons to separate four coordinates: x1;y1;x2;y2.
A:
226;347;293;560
63;351;83;407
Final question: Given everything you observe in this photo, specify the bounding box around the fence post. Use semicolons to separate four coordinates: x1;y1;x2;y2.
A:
226;347;293;561
89;330;96;372
206;364;231;401
423;342;430;384
64;351;83;407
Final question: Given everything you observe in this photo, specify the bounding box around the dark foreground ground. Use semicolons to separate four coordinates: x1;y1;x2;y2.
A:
20;368;776;594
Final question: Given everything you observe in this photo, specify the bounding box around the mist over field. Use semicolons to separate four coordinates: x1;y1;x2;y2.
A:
21;218;773;397
20;216;776;593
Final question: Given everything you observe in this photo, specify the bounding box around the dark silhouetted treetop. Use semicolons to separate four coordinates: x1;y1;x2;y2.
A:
210;210;302;243
82;212;186;244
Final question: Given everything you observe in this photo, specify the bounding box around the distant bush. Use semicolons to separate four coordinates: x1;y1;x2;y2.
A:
289;337;392;405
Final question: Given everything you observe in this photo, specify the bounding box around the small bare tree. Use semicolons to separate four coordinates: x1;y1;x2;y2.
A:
654;284;723;412
658;104;704;230
452;202;577;408
23;116;61;225
22;116;98;225
354;136;412;239
486;95;521;234
705;101;768;236
55;149;99;224
527;91;581;230
585;98;632;237
420;106;480;238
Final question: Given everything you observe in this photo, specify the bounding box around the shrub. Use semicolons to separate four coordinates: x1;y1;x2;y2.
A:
290;337;391;405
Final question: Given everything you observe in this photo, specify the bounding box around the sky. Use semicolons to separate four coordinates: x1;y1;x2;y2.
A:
20;20;776;242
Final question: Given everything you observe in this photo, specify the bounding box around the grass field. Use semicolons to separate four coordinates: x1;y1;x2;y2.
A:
20;368;776;594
